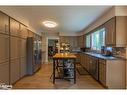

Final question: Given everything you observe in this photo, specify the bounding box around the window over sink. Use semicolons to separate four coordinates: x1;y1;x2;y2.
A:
86;28;105;51
91;28;105;50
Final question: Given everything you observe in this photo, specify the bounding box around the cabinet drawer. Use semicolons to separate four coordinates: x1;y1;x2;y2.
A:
0;62;9;84
0;34;9;63
10;59;20;84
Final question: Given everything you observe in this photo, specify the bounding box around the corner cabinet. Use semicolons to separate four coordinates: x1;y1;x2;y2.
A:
105;16;127;46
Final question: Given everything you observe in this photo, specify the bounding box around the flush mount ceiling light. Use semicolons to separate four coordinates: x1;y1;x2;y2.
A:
42;20;58;28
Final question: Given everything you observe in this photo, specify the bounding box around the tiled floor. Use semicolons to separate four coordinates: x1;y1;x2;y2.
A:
13;63;104;89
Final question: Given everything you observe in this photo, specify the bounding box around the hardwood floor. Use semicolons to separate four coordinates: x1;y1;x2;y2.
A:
13;63;104;89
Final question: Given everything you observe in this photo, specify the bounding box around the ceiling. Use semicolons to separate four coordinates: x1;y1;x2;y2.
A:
6;6;112;33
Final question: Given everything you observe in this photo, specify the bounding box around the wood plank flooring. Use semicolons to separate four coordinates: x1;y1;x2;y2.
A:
13;63;104;89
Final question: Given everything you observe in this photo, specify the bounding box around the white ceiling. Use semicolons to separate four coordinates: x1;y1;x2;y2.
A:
6;6;112;33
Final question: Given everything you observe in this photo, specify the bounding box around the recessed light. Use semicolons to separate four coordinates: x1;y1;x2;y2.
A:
42;20;58;28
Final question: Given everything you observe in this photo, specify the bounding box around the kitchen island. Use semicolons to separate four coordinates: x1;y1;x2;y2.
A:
52;53;77;84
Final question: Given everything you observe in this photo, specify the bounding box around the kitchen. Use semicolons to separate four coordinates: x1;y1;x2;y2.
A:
0;6;126;89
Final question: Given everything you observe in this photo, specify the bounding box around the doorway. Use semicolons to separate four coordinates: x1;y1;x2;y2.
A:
47;39;59;62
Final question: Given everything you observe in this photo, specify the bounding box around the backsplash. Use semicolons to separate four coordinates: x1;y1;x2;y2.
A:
112;47;126;58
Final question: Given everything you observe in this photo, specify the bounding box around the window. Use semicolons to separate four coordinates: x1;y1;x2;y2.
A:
86;34;91;48
91;28;105;50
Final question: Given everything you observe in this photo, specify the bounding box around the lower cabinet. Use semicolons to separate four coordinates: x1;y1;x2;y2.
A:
10;59;20;84
20;57;27;78
78;53;126;88
99;59;106;86
0;62;9;84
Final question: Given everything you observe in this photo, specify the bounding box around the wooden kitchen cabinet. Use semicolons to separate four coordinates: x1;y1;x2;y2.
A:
115;16;127;46
0;12;9;34
10;59;20;84
0;62;9;84
10;36;20;59
99;59;106;86
20;24;28;39
85;54;90;72
10;18;20;36
20;39;27;57
59;36;78;49
105;16;127;46
0;34;9;63
77;35;84;48
20;57;27;78
98;59;125;88
105;17;116;46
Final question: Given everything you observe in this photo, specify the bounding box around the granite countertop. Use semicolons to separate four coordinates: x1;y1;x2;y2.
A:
79;52;126;60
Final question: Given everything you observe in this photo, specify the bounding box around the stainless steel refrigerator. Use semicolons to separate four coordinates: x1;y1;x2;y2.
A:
27;36;42;75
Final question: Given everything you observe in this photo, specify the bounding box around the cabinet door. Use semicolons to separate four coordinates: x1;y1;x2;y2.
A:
99;60;106;86
10;18;20;36
116;16;127;46
20;39;27;57
0;34;9;63
20;57;27;78
85;55;90;72
0;12;9;34
105;17;116;46
10;37;20;59
10;59;20;84
0;62;9;84
20;24;28;39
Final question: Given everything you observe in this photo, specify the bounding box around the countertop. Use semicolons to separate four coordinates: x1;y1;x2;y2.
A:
53;53;77;59
78;52;126;60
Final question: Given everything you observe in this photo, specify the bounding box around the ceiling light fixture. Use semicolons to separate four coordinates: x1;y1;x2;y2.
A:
42;20;58;28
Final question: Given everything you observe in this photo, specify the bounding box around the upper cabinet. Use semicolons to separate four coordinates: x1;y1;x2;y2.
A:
105;17;116;46
104;16;127;47
10;18;20;36
115;16;127;47
20;24;28;39
0;12;9;34
77;35;84;48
